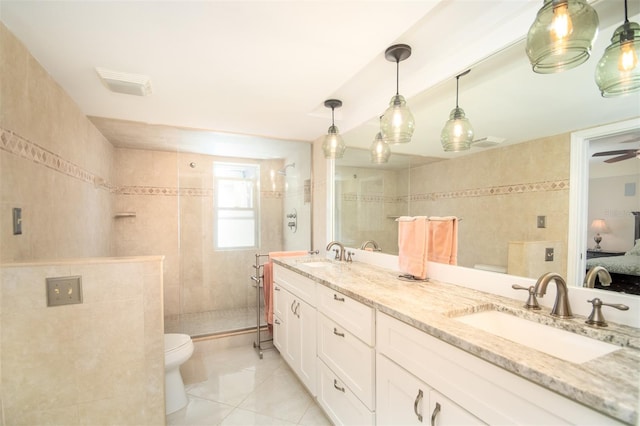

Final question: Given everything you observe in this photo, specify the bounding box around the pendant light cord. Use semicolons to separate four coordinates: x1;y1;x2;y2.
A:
331;106;335;126
624;0;629;23
395;60;400;96
455;76;460;108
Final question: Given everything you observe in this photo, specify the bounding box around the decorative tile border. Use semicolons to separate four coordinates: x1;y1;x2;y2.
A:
341;193;405;203
341;180;569;204
409;180;569;202
0;127;112;191
1;127;285;199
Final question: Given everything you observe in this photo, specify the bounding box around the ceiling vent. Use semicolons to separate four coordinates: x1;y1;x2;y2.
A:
95;67;152;96
471;136;505;148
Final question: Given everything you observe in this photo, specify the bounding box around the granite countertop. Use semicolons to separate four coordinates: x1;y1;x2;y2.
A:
272;256;640;425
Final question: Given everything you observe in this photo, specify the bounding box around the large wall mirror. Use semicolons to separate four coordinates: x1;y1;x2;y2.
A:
331;0;640;294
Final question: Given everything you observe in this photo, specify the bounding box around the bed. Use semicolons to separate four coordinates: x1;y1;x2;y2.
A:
585;212;640;295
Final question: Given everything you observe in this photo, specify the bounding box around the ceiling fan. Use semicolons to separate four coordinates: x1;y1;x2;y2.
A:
592;149;640;163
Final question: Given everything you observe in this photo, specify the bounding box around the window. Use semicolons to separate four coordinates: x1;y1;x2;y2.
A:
213;162;259;249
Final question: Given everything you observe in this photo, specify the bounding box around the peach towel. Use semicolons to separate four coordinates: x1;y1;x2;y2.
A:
397;216;429;279
264;251;308;332
427;216;458;265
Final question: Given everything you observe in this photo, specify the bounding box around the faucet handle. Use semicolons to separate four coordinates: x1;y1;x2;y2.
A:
308;249;319;255
346;251;354;263
512;284;541;310
586;298;629;327
333;248;340;260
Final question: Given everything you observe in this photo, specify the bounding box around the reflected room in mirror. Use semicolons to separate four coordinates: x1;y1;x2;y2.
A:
332;2;640;294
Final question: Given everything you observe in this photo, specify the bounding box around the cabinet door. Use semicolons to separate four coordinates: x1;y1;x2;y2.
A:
273;284;287;352
376;354;429;426
429;390;485;426
273;283;286;319
297;297;317;395
284;290;299;367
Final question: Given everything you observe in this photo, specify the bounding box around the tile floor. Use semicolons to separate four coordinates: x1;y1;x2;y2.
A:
168;338;332;425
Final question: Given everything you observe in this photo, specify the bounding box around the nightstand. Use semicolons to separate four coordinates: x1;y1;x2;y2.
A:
586;250;626;259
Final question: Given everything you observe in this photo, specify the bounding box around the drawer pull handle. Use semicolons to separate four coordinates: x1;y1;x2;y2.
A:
295;302;300;318
290;300;296;314
274;286;280;291
274;319;281;325
333;379;345;393
333;327;345;337
333;294;345;302
430;402;441;426
414;389;423;422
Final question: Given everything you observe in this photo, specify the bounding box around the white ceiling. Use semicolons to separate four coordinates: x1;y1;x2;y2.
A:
1;0;639;161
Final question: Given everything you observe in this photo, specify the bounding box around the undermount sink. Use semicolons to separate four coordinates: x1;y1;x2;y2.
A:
454;310;619;363
301;261;331;268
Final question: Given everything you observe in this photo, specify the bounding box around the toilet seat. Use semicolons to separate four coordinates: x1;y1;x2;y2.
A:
165;333;191;354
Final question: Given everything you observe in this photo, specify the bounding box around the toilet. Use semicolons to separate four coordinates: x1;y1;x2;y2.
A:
164;333;194;415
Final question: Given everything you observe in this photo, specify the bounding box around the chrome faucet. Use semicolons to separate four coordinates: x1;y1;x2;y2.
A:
584;266;612;288
533;272;573;318
360;240;381;251
326;241;345;261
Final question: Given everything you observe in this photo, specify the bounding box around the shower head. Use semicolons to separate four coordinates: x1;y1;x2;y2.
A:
277;162;295;176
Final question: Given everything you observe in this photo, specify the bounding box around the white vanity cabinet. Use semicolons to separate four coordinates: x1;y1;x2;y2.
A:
377;353;484;425
316;284;376;425
272;265;317;396
376;312;625;425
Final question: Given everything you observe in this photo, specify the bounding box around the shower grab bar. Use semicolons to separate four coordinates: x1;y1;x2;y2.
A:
252;253;273;359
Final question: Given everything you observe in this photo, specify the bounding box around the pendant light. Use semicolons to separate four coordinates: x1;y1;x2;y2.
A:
441;70;474;152
526;0;599;73
321;99;346;159
595;0;640;97
370;117;391;164
380;44;415;145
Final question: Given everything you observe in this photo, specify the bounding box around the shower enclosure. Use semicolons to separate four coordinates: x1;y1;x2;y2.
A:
163;138;312;338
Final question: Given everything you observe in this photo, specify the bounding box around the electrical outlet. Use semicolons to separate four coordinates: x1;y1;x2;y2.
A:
545;248;554;262
46;276;82;307
537;215;546;228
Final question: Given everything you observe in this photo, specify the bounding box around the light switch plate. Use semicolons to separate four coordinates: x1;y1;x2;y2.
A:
13;208;22;235
537;215;546;228
545;248;554;262
46;276;82;307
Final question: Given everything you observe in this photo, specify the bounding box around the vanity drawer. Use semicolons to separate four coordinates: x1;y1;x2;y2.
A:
317;284;374;345
273;264;316;306
317;358;375;426
317;313;375;410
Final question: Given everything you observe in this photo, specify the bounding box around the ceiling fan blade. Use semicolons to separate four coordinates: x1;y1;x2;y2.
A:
592;149;635;157
604;152;637;163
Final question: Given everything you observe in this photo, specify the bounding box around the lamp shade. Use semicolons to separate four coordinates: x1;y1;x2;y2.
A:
440;107;473;152
526;0;599;74
380;94;415;145
595;21;640;97
370;131;391;164
590;218;609;233
322;99;346;159
322;125;346;159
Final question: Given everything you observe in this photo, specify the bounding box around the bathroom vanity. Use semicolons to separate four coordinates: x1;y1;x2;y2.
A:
271;257;640;425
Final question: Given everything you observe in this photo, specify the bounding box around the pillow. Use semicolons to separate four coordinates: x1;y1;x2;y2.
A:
625;239;640;256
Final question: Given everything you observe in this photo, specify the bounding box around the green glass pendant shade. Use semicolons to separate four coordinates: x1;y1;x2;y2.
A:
370;131;391;164
595;21;640;97
380;94;415;145
526;0;599;73
441;107;474;152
